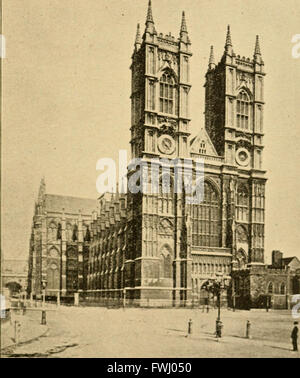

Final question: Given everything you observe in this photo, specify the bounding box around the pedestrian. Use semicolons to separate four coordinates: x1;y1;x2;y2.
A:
291;321;298;352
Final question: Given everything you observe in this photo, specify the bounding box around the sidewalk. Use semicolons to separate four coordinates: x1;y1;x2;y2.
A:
1;311;49;353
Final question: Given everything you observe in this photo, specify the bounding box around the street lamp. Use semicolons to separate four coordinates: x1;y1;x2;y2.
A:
202;272;231;338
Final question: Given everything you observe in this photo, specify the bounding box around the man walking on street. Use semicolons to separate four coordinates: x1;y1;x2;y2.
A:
291;321;298;352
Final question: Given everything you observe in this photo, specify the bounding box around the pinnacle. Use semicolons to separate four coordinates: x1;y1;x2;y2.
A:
146;0;154;23
180;11;188;33
254;35;261;55
225;25;232;47
209;45;215;68
144;0;157;35
135;23;142;46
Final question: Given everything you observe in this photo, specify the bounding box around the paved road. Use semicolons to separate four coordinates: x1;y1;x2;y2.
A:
2;306;300;358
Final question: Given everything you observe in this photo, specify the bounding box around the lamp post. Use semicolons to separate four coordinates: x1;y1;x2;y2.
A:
202;272;230;338
123;288;126;309
41;279;47;308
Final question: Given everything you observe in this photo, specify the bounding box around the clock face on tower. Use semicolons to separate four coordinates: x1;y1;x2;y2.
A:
158;134;175;155
235;147;250;167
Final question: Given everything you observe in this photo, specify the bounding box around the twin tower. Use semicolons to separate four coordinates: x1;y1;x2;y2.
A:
124;0;267;306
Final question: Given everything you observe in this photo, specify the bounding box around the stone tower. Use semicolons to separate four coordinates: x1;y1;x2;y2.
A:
130;1;192;159
126;0;193;305
204;27;267;266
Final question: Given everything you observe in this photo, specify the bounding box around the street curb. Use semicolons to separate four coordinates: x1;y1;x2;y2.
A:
1;325;50;355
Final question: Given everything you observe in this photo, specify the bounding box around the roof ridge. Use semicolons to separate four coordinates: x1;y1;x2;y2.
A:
45;193;96;201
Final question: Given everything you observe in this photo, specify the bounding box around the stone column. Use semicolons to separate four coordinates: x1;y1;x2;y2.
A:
185;206;192;306
286;266;291;310
174;259;181;307
41;212;47;295
61;209;67;296
31;231;37;297
221;180;227;247
78;210;83;293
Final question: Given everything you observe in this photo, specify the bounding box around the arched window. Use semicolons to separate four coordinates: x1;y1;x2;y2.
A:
72;224;78;241
267;282;273;294
237;90;250;130
84;226;91;242
159;73;174;115
47;262;59;290
163;254;172;278
66;223;73;242
236;185;249;222
159;245;172;279
191;181;221;247
280;283;286;295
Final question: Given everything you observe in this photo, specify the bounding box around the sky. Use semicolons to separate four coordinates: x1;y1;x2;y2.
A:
2;0;300;263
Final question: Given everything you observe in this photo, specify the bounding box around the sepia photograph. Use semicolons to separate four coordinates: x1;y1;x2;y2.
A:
1;0;300;362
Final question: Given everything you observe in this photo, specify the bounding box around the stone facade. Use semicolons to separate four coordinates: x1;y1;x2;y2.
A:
86;1;268;307
27;178;97;300
231;251;300;309
86;192;127;304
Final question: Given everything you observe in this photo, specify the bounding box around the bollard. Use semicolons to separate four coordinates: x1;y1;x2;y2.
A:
14;320;21;344
246;320;251;339
74;292;79;306
14;321;18;344
41;310;47;325
216;320;223;338
188;319;193;335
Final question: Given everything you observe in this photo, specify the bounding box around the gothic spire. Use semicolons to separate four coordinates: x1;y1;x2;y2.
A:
224;25;233;55
254;35;261;56
38;176;46;202
179;10;190;44
146;0;154;23
208;45;216;70
225;25;232;47
180;11;187;34
115;182;120;201
135;23;142;50
145;0;156;35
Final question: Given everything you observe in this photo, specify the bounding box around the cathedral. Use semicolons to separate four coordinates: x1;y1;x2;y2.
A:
27;1;300;308
88;0;266;307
